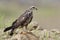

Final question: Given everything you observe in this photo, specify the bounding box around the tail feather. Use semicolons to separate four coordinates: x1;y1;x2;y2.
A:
4;26;12;32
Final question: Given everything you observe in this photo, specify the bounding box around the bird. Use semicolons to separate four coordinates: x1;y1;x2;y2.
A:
4;6;38;36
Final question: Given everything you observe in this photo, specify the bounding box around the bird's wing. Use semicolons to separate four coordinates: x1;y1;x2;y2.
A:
12;10;32;26
24;14;33;26
12;16;27;26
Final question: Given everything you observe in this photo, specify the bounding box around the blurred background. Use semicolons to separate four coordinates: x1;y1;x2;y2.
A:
0;0;60;30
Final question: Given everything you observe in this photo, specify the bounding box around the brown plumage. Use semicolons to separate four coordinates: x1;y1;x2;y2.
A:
4;6;37;36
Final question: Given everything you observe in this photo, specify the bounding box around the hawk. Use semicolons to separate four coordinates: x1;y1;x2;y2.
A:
4;6;37;36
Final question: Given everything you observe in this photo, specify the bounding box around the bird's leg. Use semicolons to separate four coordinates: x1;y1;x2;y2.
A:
25;25;31;32
23;26;27;31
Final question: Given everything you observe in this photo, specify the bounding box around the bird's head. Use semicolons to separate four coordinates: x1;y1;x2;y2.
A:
30;6;38;10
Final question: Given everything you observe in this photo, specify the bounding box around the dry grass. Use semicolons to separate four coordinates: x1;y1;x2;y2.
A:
0;27;60;40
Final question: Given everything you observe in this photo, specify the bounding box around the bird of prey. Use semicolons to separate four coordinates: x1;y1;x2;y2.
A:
4;6;37;36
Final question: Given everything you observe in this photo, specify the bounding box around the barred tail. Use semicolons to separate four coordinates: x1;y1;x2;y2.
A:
4;26;13;32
